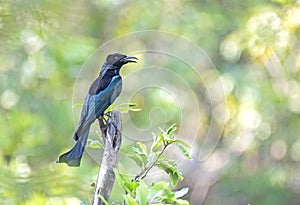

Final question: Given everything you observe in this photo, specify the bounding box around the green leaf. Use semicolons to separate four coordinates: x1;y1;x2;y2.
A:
117;102;138;107
123;194;138;205
117;107;133;114
174;139;191;148
165;138;176;144
147;152;157;166
156;161;170;171
169;171;179;187
149;182;175;203
104;104;115;113
115;170;132;193
158;125;176;143
136;181;149;205
129;108;142;112
166;124;177;135
137;142;148;156
151;134;164;151
98;194;109;205
128;153;146;169
175;199;190;205
174;187;189;199
158;187;175;203
131;147;147;157
124;180;139;193
156;162;182;187
128;103;138;107
176;143;192;160
116;107;141;114
130;145;148;169
115;102;141;113
86;139;103;149
148;182;169;202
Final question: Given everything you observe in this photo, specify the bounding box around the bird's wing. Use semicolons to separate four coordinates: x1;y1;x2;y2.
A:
87;75;122;120
80;94;90;122
73;75;122;141
73;73;110;140
89;71;114;95
73;94;91;140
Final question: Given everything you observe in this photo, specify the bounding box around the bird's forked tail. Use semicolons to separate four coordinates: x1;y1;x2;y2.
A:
56;126;90;167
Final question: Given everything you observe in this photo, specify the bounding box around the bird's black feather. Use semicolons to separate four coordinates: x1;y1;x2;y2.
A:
88;69;117;95
57;53;137;167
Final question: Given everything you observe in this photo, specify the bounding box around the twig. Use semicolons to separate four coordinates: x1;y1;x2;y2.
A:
134;142;169;182
92;110;122;205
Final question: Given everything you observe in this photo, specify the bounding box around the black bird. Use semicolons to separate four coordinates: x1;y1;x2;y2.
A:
57;53;137;167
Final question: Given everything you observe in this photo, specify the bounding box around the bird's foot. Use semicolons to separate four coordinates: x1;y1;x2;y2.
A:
98;112;118;142
104;112;118;131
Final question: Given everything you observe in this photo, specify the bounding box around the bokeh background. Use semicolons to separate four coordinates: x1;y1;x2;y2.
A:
1;0;300;204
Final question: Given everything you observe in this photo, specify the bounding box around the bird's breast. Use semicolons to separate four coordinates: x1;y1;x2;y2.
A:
108;75;122;103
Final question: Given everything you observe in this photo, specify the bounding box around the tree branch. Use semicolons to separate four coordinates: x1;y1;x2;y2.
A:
92;110;122;205
134;142;169;182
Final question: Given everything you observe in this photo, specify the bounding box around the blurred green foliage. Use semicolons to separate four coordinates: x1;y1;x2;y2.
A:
1;0;300;204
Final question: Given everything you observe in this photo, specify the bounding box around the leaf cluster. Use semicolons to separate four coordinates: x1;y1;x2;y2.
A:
115;124;191;205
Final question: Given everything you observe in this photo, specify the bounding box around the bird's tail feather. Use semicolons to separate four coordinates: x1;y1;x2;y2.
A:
57;126;90;167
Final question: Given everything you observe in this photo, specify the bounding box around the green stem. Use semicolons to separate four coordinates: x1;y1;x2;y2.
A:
134;142;169;182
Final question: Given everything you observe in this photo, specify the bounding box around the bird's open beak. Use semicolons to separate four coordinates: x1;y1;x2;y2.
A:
123;56;138;63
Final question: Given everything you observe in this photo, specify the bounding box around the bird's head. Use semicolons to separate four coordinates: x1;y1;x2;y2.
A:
104;53;138;69
99;53;137;77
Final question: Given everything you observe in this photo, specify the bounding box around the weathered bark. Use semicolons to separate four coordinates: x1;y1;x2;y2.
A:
92;110;122;205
